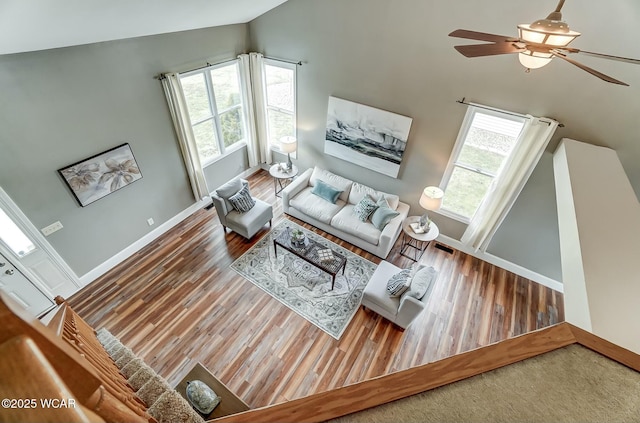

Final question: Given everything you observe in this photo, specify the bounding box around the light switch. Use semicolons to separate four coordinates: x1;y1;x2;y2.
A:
41;221;63;236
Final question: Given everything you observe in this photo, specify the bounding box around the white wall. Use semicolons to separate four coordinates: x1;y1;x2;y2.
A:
554;138;640;354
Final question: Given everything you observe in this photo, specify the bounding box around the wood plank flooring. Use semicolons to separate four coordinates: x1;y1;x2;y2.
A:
68;169;564;409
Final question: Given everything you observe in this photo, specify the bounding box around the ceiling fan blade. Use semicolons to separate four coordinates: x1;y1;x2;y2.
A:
559;48;640;65
551;51;629;86
454;43;523;58
449;29;517;43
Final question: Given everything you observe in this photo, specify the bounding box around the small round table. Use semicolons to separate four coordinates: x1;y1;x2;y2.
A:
400;216;439;261
269;163;298;197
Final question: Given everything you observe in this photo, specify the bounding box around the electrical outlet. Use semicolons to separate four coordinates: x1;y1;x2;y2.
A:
41;221;63;236
147;218;154;226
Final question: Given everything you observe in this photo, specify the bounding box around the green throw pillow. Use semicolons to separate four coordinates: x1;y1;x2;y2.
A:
311;179;343;204
353;195;379;221
371;197;400;230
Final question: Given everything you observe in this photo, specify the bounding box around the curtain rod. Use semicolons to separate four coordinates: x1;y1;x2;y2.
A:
263;55;303;66
456;98;564;127
155;58;237;80
155;54;302;80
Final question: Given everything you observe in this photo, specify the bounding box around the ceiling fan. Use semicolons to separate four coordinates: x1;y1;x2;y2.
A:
449;0;640;86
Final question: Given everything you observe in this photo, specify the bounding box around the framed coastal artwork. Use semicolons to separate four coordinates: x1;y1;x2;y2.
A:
58;143;142;207
324;96;413;178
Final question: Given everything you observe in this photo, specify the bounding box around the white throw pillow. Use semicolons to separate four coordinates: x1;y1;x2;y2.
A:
402;266;437;301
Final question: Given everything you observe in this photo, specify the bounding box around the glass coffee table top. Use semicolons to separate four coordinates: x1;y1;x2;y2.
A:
273;228;347;289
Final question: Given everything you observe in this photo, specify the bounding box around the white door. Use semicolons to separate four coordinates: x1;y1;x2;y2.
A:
0;252;54;317
0;190;80;299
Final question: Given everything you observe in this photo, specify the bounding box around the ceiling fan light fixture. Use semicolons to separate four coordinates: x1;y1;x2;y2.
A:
448;0;637;86
518;50;553;69
517;22;580;47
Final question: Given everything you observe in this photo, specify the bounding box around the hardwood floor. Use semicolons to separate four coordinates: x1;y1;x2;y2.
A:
68;169;564;409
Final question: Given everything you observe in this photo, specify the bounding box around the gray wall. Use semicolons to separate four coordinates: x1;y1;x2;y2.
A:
203;146;250;191
487;153;562;281
248;0;571;280
0;24;249;277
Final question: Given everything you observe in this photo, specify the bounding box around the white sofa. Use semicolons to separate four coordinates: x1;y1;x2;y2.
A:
281;166;409;258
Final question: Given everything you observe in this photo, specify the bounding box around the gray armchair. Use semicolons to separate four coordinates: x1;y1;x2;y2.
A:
211;178;273;239
361;261;436;329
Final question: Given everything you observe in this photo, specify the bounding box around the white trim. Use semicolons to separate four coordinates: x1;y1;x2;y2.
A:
439;105;527;221
431;208;470;225
235;165;262;180
436;234;564;293
263;59;297;149
202;141;247;168
181;60;250;168
79;198;211;286
79;164;263;286
0;187;80;290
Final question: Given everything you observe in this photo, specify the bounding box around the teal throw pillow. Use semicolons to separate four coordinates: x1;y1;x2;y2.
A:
311;179;343;204
353;195;379;222
371;197;400;230
386;269;411;297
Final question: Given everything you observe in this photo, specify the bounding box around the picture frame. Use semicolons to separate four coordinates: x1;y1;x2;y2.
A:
58;143;142;207
325;96;413;178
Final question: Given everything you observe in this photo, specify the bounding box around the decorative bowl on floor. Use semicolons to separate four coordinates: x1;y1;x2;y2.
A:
186;380;221;414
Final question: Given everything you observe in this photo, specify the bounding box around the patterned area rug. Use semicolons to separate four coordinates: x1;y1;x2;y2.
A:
231;220;377;339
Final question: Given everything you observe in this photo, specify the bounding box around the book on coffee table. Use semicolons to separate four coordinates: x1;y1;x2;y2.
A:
317;248;335;263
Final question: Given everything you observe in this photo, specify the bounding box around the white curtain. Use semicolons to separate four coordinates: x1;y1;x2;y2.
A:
238;52;271;166
461;115;559;251
161;73;209;200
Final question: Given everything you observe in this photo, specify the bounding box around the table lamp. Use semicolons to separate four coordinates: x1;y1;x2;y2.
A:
280;136;297;171
419;186;444;230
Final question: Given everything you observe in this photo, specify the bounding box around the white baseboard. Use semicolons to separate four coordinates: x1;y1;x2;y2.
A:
80;167;261;287
435;235;564;293
239;165;262;179
79;199;210;286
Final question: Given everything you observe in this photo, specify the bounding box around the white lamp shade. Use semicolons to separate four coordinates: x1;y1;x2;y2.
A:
280;136;297;153
517;23;580;48
518;50;553;69
419;186;444;211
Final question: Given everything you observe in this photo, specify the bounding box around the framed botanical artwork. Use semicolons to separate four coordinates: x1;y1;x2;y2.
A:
58;143;142;207
325;96;413;178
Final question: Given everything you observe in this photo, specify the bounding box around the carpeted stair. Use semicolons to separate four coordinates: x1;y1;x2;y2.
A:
96;328;205;423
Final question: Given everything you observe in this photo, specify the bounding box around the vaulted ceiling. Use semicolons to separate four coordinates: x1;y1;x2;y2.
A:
2;0;639;195
0;0;288;55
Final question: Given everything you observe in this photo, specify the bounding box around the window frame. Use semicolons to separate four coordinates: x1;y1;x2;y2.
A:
179;59;248;167
262;58;297;154
438;105;527;224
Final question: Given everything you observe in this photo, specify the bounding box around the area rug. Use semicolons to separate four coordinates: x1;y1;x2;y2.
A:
231;220;377;339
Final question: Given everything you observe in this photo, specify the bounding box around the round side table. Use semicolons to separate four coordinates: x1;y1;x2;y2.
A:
400;216;439;261
269;163;298;197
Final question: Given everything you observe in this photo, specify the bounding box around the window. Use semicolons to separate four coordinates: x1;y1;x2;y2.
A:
263;60;296;150
0;207;36;257
440;106;526;222
180;61;247;166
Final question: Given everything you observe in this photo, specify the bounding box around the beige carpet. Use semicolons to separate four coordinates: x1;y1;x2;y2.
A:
328;345;640;423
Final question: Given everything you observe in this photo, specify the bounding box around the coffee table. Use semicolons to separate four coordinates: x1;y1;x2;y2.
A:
273;228;347;290
175;363;250;419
